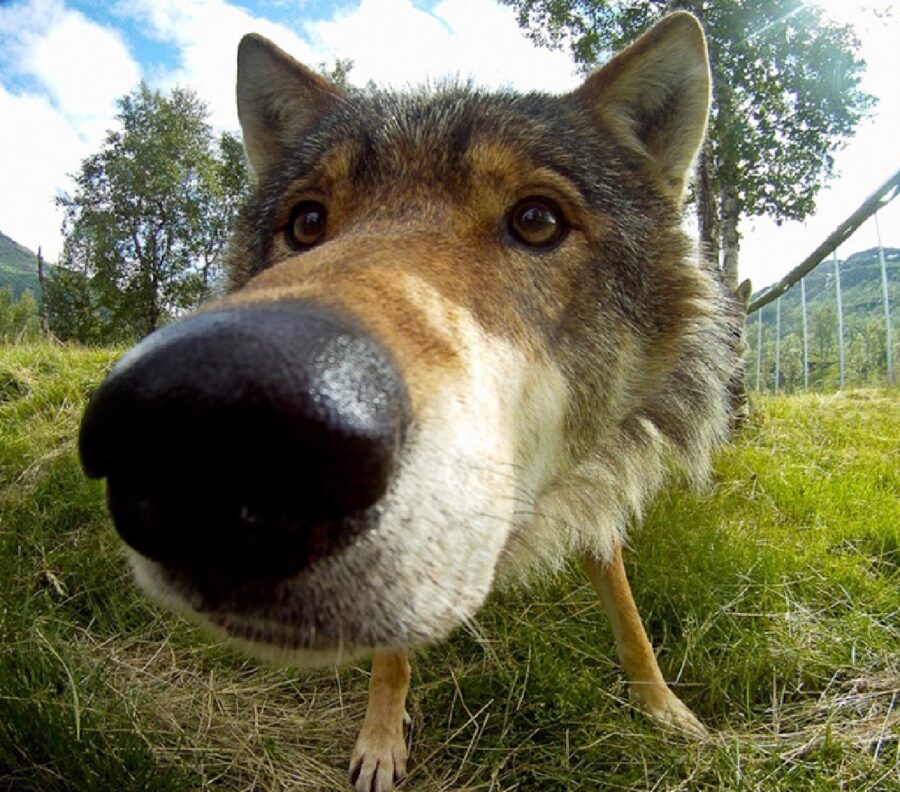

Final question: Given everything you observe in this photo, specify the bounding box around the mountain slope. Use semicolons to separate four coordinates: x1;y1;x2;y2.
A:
0;231;42;298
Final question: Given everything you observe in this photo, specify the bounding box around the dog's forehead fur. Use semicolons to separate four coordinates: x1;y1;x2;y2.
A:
276;87;638;201
230;85;666;273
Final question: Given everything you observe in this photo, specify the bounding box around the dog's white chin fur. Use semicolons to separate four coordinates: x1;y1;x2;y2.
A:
127;309;570;668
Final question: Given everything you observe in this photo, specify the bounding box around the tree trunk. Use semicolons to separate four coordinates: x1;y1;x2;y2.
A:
36;246;50;336
146;275;160;336
720;183;748;426
720;183;740;291
695;138;720;270
710;53;741;292
146;299;160;337
145;232;161;336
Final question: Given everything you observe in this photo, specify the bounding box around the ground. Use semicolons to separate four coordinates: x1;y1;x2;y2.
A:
0;343;897;790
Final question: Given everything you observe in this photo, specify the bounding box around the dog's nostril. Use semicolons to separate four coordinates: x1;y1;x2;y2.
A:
79;302;409;582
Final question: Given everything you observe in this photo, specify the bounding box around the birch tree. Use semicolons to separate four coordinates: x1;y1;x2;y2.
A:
54;83;248;341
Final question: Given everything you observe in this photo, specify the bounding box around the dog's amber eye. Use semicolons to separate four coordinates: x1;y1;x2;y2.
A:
508;198;566;248
287;201;327;249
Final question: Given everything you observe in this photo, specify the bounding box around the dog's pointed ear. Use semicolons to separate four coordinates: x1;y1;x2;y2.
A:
237;33;347;179
574;11;710;203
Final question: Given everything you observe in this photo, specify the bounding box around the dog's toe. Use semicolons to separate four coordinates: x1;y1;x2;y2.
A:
349;727;408;791
639;689;709;740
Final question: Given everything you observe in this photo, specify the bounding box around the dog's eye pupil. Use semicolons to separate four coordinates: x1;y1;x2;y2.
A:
288;201;327;249
509;198;565;248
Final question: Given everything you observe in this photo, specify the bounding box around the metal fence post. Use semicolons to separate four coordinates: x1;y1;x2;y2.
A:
756;307;764;391
874;211;895;386
775;296;782;392
833;251;845;389
800;276;809;389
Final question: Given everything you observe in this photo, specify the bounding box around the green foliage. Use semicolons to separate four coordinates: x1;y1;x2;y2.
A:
201;131;250;298
318;57;355;90
44;267;103;345
707;0;873;223
0;287;42;343
1;344;897;789
316;58;380;99
55;83;249;344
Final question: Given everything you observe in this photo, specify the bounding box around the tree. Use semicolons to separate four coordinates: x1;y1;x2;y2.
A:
502;0;874;288
318;58;355;91
55;83;249;342
44;266;102;344
36;247;50;335
194;131;249;299
0;287;42;343
808;301;837;383
846;314;886;383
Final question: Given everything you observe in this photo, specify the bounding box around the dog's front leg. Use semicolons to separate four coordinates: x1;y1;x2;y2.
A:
582;545;708;738
349;648;411;791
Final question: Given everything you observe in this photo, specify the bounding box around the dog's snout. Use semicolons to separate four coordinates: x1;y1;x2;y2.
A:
79;303;409;587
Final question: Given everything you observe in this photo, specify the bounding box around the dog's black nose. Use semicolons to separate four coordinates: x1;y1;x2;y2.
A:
79;303;408;590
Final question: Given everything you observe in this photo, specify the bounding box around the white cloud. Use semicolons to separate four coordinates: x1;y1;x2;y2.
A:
25;11;140;139
0;0;576;261
5;0;894;276
0;0;140;136
306;0;578;91
432;0;580;91
0;85;89;258
116;0;579;129
115;0;318;130
0;0;142;258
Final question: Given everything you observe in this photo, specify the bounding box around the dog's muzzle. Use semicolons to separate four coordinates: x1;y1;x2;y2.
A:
79;303;409;598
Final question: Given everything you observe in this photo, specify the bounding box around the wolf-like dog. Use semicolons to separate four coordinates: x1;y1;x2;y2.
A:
79;12;740;790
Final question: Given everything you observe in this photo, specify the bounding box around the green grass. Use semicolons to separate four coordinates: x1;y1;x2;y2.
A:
1;342;897;791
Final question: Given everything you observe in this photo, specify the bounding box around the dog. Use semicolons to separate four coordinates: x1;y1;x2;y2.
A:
79;12;740;790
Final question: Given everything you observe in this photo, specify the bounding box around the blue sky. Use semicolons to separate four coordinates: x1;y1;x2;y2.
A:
1;0;898;289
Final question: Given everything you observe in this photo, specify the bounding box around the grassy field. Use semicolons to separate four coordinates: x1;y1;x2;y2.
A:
1;342;897;791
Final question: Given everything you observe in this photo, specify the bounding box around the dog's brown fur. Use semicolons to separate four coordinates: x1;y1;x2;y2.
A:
90;12;742;790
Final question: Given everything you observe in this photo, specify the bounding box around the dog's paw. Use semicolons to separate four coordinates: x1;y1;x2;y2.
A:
634;687;709;740
349;724;408;792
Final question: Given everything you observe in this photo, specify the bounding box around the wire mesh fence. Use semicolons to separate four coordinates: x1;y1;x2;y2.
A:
745;173;899;393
